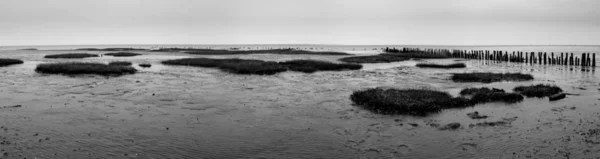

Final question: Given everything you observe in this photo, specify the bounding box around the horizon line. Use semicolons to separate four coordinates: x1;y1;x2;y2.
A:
3;43;600;47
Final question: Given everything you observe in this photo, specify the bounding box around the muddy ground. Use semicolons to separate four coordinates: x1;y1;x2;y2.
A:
1;50;600;158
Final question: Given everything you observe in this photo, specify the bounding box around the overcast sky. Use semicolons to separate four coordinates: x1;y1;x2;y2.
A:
1;0;599;46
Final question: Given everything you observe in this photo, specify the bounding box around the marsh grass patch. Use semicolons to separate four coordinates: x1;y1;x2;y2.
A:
350;88;472;115
382;53;452;59
218;61;286;75
108;61;132;66
77;48;147;51
460;87;524;104
104;52;142;57
451;73;534;83
280;60;362;73
416;63;466;69
338;55;409;63
35;62;137;76
139;64;152;68
513;84;563;98
0;58;24;67
44;53;99;59
162;58;361;75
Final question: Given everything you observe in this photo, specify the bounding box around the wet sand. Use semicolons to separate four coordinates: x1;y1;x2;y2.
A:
0;50;599;158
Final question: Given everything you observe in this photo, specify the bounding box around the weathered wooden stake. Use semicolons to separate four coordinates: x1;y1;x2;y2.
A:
593;53;596;67
582;53;587;66
551;53;555;65
587;54;592;67
544;53;547;65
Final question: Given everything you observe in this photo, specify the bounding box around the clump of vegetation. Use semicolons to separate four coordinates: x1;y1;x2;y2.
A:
472;121;510;127
460;87;524;103
439;122;461;130
218;61;286;75
104;52;142;57
416;63;466;68
470;117;518;127
466;111;488;119
382;53;451;59
338;55;409;63
459;87;505;96
108;61;132;66
338;48;455;64
150;48;218;52
35;62;137;76
513;84;563;98
549;93;567;101
451;72;534;83
470;91;524;104
162;58;232;68
44;53;99;59
162;58;286;75
0;58;24;67
279;60;362;73
154;48;351;55
162;58;361;75
139;64;152;68
76;48;147;51
350;88;472;115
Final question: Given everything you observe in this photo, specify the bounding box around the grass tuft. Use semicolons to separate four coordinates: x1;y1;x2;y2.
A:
0;58;24;67
439;123;461;130
451;73;533;83
459;87;505;96
162;58;361;75
467;111;489;119
35;62;137;76
460;87;524;103
108;61;132;66
351;87;530;116
44;53;99;59
513;84;563;98
139;64;152;68
416;63;466;68
104;52;142;57
350;88;472;115
338;55;409;63
279;60;362;73
218;61;286;75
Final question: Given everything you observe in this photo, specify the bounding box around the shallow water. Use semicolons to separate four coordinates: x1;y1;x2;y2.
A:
0;49;599;158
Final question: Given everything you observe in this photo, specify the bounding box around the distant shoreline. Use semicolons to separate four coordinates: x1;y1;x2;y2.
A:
2;44;600;47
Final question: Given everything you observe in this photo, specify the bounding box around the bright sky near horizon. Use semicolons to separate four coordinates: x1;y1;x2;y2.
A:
1;0;599;46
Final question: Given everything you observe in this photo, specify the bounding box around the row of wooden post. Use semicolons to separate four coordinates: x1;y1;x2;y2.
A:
384;47;597;68
449;50;596;67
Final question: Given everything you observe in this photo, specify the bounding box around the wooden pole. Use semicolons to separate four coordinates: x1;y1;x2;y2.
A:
581;53;586;66
588;54;592;67
570;53;574;66
544;52;547;65
551;53;555;65
593;53;596;67
560;53;564;65
538;52;543;64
